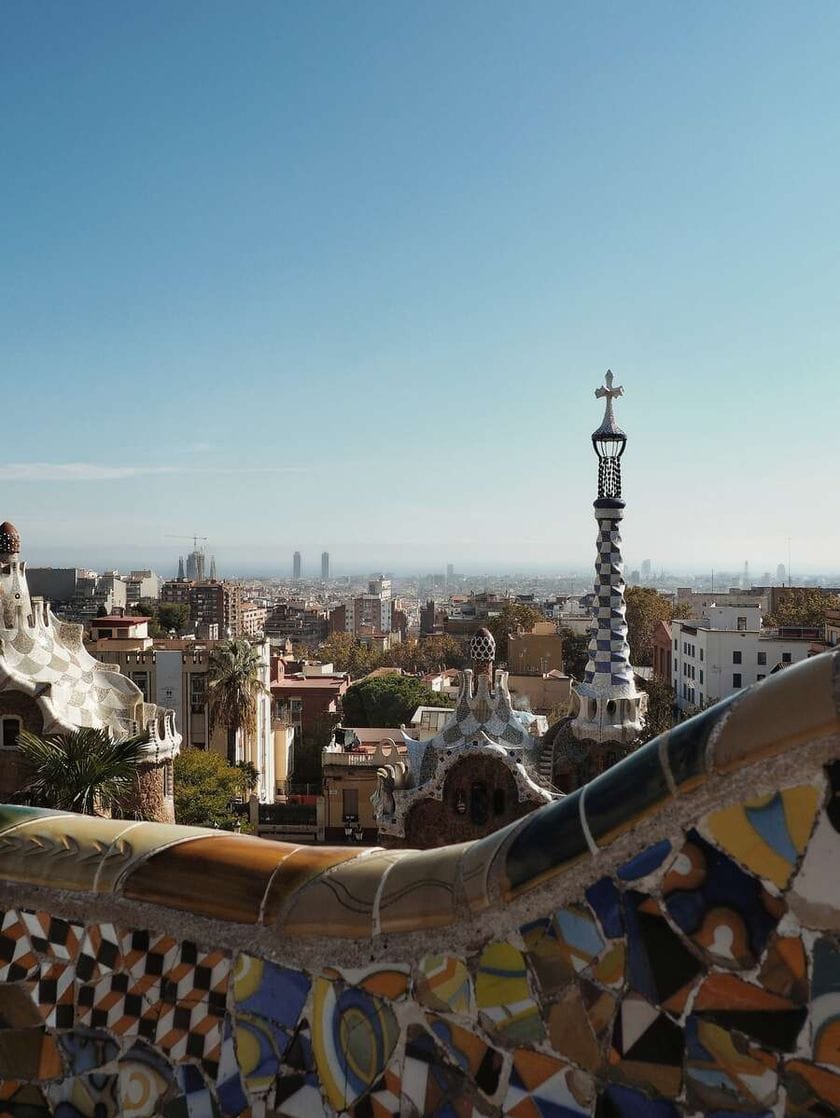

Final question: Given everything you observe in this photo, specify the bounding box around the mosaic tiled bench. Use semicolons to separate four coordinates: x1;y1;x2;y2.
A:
1;650;839;1116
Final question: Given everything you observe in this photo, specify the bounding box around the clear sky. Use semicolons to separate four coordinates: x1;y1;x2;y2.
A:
1;2;838;577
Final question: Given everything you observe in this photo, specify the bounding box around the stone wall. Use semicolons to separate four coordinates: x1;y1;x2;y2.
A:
0;653;839;1116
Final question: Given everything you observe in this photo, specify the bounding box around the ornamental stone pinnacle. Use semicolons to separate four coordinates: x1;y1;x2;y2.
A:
571;371;647;745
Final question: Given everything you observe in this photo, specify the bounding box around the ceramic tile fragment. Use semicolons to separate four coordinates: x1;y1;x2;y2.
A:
546;981;614;1073
0;1081;52;1118
475;941;543;1043
617;839;672;882
347;1065;401;1117
759;933;808;1003
662;831;782;968
503;1048;594;1116
685;1015;778;1111
279;850;400;936
583;745;672;847
595;1083;681;1117
415;955;473;1015
310;973;400;1111
0;910;39;982
233;954;309;1027
377;843;463;932
0;1025;62;1080
401;1023;477;1117
58;1027;119;1074
810;936;840;1067
790;812;840;930
259;845;368;924
503;788;590;899
621;891;702;1010
123;835;291;923
784;1058;840;1116
427;1013;503;1096
609;992;683;1097
703;785;819;889
0;814;137;893
47;1072;121;1117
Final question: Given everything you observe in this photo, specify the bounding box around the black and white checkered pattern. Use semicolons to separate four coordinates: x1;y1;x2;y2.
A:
583;511;634;690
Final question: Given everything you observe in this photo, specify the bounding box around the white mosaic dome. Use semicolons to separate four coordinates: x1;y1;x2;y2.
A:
470;627;496;662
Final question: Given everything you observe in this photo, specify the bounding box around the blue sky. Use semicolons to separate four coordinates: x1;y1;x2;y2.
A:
1;2;837;576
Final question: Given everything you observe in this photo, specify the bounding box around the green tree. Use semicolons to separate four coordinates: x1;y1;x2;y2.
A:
765;589;840;629
486;602;544;663
15;727;149;816
158;602;191;634
173;749;245;829
207;638;268;763
291;711;338;788
637;676;678;744
624;587;675;667
314;633;383;678
132;598;164;637
559;628;590;681
386;635;466;675
341;674;451;728
234;760;260;796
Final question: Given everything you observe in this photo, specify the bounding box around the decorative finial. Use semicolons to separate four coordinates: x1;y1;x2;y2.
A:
591;370;627;500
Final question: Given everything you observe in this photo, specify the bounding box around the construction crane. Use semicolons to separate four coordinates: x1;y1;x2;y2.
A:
164;534;208;550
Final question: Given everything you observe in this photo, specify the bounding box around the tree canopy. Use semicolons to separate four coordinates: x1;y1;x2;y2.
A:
624;587;676;667
558;628;590;681
486;602;543;662
765;588;840;629
309;632;466;679
341;674;452;728
173;749;246;829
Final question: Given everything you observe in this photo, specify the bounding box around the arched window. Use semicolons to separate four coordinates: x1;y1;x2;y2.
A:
1;717;21;750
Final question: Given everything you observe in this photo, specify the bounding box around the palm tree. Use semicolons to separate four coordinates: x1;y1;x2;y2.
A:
207;638;268;765
15;727;150;816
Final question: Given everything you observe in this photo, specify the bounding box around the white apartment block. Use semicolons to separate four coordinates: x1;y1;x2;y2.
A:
672;605;814;713
343;576;392;636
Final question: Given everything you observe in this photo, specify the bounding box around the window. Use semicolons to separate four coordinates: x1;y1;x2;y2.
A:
699;669;704;684
737;616;747;631
757;651;766;666
131;672;149;701
493;789;506;816
782;652;792;664
342;788;359;821
733;650;742;664
674;639;677;650
700;648;704;661
1;718;20;749
190;674;206;714
757;674;765;681
733;673;742;687
699;692;704;704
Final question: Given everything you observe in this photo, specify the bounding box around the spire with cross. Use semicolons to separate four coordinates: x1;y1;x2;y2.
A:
571;370;646;746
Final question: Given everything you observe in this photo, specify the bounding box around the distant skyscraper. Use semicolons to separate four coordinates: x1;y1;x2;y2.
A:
321;551;330;581
743;560;750;590
641;558;652;582
777;563;786;585
209;555;217;580
177;556;185;580
446;563;454;582
293;551;301;580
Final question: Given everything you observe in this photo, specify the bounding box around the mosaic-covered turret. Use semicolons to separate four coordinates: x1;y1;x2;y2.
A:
0;521;181;821
571;372;647;744
373;622;557;846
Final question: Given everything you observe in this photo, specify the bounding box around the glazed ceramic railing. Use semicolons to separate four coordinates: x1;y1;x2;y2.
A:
1;651;839;1116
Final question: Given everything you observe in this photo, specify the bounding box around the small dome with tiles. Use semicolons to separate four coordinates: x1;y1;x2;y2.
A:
470;627;496;663
0;522;21;555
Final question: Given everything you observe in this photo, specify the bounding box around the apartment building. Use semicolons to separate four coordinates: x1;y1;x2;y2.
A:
89;633;276;802
671;605;816;712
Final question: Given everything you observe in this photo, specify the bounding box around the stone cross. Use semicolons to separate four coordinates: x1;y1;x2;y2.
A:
595;369;623;424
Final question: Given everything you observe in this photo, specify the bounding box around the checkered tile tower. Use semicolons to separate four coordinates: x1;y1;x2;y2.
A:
571;372;647;745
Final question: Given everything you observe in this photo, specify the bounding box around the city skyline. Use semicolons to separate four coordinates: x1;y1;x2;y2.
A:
2;4;839;568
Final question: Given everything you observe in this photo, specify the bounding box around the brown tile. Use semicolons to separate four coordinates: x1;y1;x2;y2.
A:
0;984;42;1028
377;844;466;934
0;805;69;834
280;851;402;937
260;845;368;925
0;1027;62;1079
103;820;218;893
713;653;840;774
122;834;293;923
0;814;139;894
